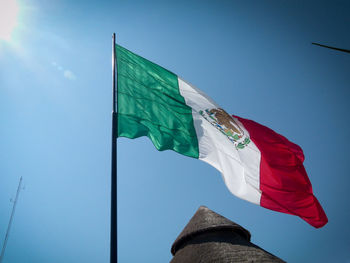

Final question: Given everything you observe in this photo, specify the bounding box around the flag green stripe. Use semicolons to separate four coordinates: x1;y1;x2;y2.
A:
116;45;199;158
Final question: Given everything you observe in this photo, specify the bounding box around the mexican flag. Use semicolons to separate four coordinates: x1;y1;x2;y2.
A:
116;44;328;228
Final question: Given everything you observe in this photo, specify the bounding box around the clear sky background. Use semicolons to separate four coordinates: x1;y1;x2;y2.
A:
0;0;349;262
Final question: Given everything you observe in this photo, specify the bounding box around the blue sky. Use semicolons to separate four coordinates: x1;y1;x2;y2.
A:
0;0;349;262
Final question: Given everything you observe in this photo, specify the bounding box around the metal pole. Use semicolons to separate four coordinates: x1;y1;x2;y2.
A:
0;177;23;263
312;42;350;54
110;33;118;263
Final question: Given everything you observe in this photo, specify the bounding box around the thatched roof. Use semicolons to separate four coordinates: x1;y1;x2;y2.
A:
170;206;285;263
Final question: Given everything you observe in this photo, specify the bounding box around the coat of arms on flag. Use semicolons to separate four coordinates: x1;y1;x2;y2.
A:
199;108;251;150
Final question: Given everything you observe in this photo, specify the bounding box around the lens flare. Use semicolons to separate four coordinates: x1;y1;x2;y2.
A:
0;0;19;41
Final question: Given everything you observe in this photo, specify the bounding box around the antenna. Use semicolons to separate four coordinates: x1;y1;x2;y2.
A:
0;177;23;263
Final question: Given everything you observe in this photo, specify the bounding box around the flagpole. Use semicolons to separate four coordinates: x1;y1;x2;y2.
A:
110;32;118;263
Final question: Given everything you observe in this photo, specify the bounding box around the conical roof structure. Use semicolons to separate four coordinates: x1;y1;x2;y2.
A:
171;206;285;263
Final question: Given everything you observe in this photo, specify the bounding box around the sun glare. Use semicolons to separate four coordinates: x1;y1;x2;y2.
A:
0;0;19;41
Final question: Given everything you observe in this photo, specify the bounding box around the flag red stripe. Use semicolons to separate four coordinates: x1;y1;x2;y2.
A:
234;115;328;228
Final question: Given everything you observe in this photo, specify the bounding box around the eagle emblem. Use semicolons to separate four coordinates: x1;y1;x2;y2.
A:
199;108;250;150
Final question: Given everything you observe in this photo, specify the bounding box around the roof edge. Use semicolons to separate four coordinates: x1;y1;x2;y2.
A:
171;224;251;255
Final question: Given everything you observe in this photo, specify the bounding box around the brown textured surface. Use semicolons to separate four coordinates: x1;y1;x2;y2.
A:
170;206;285;263
171;206;251;255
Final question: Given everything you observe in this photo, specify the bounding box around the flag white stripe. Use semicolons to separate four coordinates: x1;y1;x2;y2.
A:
178;77;262;204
